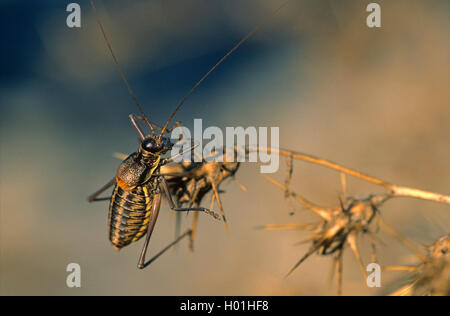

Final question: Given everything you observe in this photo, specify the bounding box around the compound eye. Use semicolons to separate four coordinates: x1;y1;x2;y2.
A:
142;138;158;152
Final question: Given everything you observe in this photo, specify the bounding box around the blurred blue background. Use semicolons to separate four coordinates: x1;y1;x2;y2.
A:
1;0;449;295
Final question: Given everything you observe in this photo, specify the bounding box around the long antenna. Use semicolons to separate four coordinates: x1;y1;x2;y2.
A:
159;0;291;137
89;0;156;136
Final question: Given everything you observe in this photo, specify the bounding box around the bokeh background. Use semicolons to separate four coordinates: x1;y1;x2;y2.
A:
1;0;449;295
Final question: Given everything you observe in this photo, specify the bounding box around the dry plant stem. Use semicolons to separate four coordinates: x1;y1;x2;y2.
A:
285;242;323;277
262;174;331;220
389;282;417;297
189;211;199;256
384;266;417;272
340;172;347;197
210;177;229;233
337;250;343;296
378;217;428;261
234;178;248;192
256;224;317;231
247;146;450;205
347;233;368;280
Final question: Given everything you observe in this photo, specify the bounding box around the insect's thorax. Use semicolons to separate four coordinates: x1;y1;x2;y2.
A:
115;150;161;191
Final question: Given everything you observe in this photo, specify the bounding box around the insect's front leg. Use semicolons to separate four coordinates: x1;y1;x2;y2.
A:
129;114;146;141
161;142;200;165
130;114;168;134
159;176;221;220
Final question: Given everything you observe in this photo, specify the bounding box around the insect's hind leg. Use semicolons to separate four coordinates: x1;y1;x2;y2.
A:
159;176;221;220
138;230;192;269
129;114;147;141
137;193;161;269
137;192;193;269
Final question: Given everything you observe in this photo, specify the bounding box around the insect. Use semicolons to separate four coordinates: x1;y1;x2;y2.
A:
86;0;291;269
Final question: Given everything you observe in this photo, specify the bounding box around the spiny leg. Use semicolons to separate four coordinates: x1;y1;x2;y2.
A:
133;115;182;135
87;178;115;202
130;114;166;132
137;187;194;268
142;229;193;269
131;115;194;153
162;143;200;165
160;176;220;220
129;114;146;141
138;193;162;269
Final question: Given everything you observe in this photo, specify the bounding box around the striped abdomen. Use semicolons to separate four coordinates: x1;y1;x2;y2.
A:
108;183;155;249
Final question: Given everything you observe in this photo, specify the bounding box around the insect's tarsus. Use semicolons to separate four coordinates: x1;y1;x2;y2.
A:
140;229;193;269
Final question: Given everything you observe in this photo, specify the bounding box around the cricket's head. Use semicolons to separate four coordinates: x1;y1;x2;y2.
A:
140;136;173;156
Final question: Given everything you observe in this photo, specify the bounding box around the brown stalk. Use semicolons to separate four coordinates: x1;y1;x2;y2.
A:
247;146;450;205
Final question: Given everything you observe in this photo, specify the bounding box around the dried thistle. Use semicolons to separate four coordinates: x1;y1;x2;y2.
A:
259;176;390;294
386;234;450;296
253;145;450;295
246;146;450;205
